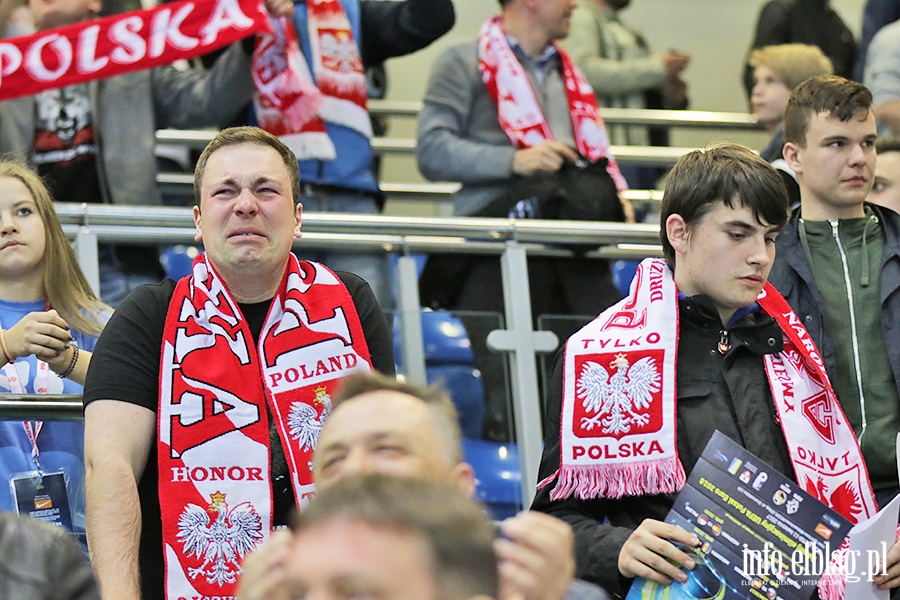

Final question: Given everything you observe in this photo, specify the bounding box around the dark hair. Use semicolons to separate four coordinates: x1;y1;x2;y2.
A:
660;144;789;269
193;126;301;205
783;75;873;146
293;475;498;599
877;136;900;155
332;372;463;464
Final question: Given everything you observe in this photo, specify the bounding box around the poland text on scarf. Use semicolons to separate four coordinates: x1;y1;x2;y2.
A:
158;253;371;599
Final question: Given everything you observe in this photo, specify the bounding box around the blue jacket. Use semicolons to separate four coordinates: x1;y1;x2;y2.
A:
0;298;106;551
287;0;454;194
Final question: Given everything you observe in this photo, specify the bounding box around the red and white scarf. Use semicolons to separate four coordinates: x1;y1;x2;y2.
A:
252;0;371;161
0;0;270;101
158;253;372;600
477;16;628;192
541;258;877;528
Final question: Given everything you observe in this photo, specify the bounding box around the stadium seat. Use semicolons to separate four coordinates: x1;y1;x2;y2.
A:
160;245;199;280
426;364;484;439
612;259;641;296
462;437;521;521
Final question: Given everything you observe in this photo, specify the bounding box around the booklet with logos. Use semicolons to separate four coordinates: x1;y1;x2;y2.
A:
625;431;855;600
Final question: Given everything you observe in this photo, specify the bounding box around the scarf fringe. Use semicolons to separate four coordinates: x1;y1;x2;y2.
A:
549;457;685;501
319;96;374;137
279;132;337;161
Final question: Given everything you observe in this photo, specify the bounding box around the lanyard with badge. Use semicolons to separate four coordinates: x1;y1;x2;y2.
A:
2;356;75;531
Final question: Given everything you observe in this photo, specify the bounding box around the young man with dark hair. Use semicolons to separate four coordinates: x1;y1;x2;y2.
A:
771;75;900;511
532;143;891;596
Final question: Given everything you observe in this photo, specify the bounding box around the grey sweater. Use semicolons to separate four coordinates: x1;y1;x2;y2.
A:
416;39;577;216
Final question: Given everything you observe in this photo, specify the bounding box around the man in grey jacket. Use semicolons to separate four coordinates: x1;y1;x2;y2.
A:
0;0;279;306
562;0;688;188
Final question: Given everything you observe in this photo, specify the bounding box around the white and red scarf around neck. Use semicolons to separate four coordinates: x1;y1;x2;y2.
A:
541;259;877;528
158;253;372;600
252;0;371;161
0;0;270;101
477;16;628;192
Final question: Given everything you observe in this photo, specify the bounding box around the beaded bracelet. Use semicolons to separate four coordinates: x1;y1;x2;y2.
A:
0;329;14;364
58;341;79;379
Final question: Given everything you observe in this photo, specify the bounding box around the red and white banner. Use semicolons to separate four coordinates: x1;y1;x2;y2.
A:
0;0;271;101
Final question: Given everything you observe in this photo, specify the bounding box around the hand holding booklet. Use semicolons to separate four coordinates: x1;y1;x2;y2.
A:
625;431;859;600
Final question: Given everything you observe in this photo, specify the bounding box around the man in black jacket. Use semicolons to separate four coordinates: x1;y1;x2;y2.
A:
532;144;802;596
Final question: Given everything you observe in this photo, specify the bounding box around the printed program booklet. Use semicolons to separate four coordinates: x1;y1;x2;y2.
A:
625;431;853;600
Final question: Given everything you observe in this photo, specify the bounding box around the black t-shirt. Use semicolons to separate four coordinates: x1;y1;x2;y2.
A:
83;271;394;600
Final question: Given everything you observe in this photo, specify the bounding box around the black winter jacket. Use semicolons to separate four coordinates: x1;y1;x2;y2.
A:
532;295;792;597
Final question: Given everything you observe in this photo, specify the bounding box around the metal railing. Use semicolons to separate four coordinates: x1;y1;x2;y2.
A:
156;129;697;166
158;172;665;206
367;101;761;131
0;395;83;420
47;203;661;507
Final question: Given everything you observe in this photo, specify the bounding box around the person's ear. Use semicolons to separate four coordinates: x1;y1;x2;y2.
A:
452;462;477;499
783;141;803;173
193;205;202;243
294;202;303;239
665;213;689;256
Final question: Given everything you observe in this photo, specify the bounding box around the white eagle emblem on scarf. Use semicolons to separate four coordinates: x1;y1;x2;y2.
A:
177;492;263;586
576;354;660;434
288;385;332;451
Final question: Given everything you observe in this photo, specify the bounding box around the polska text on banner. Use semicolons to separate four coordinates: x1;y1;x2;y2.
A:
0;0;271;101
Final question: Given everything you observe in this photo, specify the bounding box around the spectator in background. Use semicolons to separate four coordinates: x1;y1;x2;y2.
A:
865;18;900;135
239;371;610;600
0;510;99;599
562;0;689;189
742;0;855;100
770;75;900;508
853;0;900;82
275;0;455;309
286;476;499;600
417;0;632;439
871;137;900;213
0;0;283;307
749;43;833;204
0;162;110;552
83;127;394;600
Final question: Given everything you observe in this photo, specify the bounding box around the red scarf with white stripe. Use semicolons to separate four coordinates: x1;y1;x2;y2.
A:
542;259;877;529
157;253;372;600
252;0;371;161
0;0;271;101
477;15;628;192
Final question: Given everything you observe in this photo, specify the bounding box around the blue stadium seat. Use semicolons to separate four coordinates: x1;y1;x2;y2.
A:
160;245;199;281
612;259;641;296
462;437;521;521
393;309;475;366
426;364;484;439
393;309;484;438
